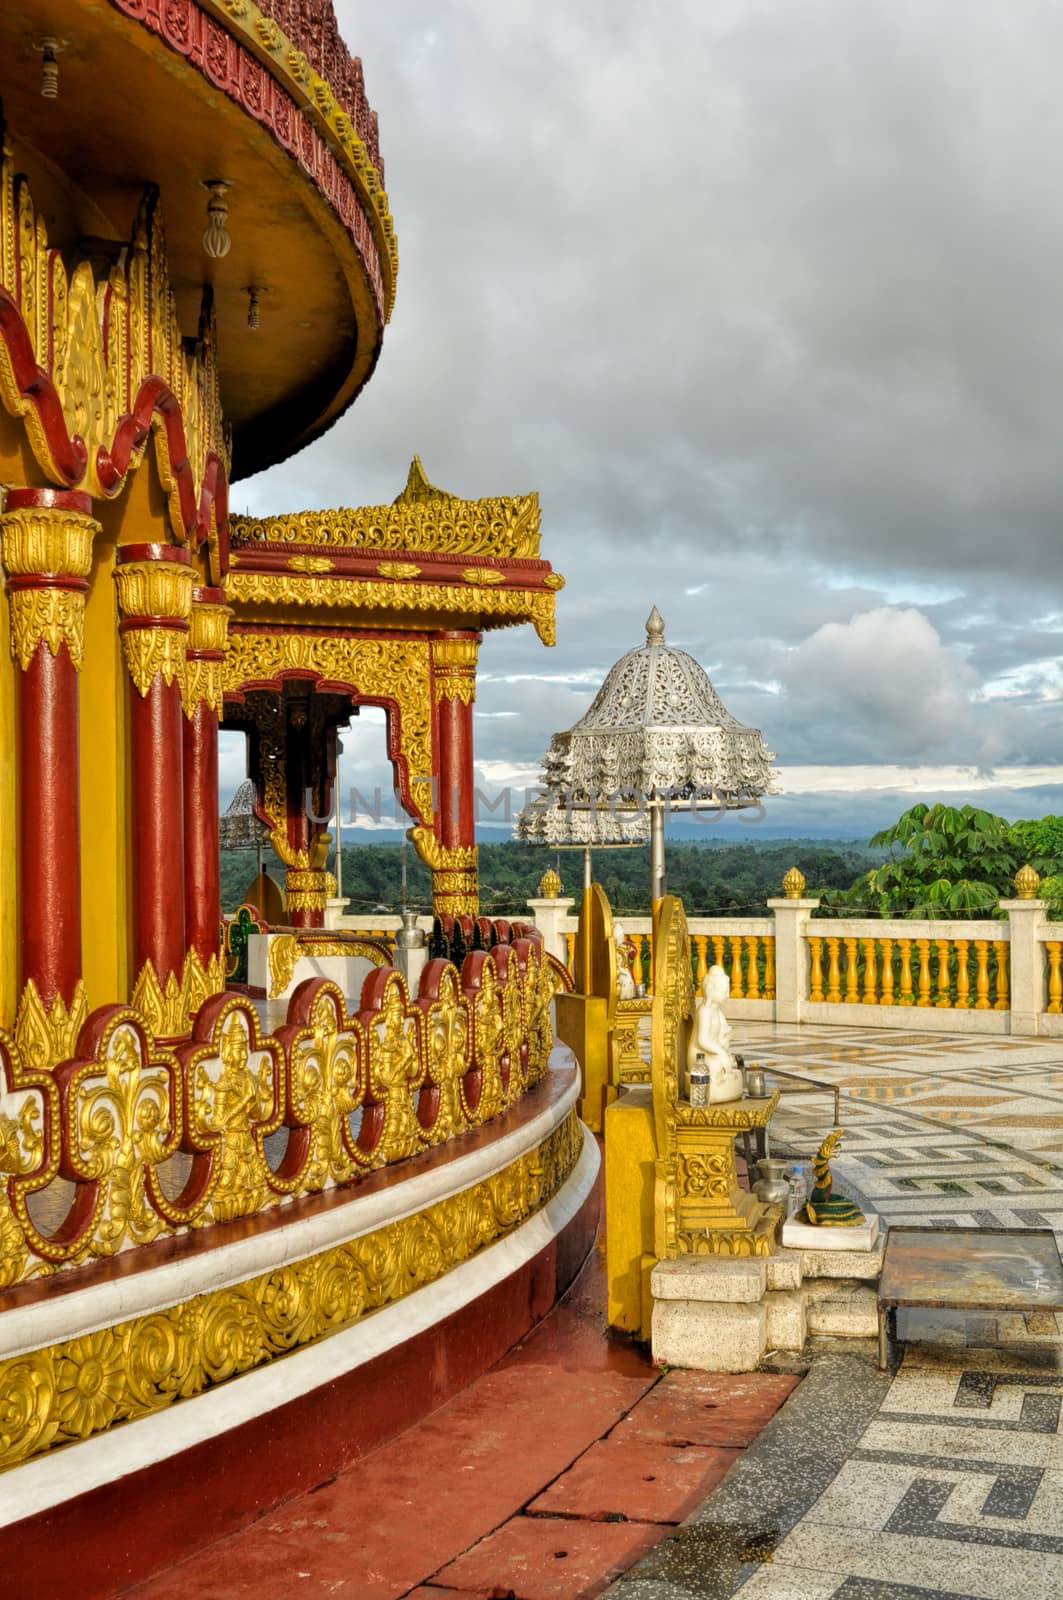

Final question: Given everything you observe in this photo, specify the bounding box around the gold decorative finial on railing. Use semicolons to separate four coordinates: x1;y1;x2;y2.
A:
782;866;806;900
539;866;562;899
1014;863;1041;899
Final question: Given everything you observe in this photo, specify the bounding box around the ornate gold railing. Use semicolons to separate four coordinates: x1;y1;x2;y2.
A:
0;944;559;1289
806;927;1010;1009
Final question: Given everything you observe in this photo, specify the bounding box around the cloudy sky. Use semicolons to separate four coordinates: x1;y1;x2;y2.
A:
224;0;1063;839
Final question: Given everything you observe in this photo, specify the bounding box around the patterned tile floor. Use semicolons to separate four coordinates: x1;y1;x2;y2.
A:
609;1023;1063;1599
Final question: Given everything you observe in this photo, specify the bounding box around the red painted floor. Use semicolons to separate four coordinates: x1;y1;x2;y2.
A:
124;1233;799;1600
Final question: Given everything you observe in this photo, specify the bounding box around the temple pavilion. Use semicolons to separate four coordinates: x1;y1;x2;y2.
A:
0;5;593;1593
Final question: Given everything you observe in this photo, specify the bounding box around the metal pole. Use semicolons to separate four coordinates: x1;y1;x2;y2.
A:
583;845;592;891
650;798;666;908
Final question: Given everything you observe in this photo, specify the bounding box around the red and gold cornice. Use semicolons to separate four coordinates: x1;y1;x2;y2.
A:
0;152;228;542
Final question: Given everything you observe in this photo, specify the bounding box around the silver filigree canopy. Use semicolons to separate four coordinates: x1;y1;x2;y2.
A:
514;794;650;846
516;609;776;832
219;779;270;851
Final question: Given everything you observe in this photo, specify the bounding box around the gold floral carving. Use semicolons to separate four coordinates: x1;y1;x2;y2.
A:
460;566;505;586
224;631;434;824
0;154;228;527
1;509;98;672
432;635;479;704
288;555;334;574
543;573;566;590
14;980;89;1074
408;826;479;917
0;1111;581;1470
285;868;333;916
229;489;541;560
376;561;422;579
267;934;390;999
182;598;231;717
131;950;225;1040
224;570;557;645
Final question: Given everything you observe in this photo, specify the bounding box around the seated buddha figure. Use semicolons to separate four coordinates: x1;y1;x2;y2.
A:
686;965;743;1103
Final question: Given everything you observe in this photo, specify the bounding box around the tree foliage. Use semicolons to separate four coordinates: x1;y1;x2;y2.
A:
816;803;1063;919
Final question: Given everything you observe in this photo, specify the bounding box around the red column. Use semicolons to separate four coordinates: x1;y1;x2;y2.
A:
114;546;193;993
182;587;230;967
284;707;326;930
427;632;480;917
1;490;97;1023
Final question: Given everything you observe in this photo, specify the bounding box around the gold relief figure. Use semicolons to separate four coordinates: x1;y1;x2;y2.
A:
74;1021;174;1256
0;1092;45;1287
285;992;362;1191
366;981;423;1163
197;1015;274;1222
422;968;469;1146
501;961;525;1104
802;1129;866;1227
471;962;506;1123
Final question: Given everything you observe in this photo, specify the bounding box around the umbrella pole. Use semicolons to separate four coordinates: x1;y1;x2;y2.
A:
583;845;592;891
650;798;666;911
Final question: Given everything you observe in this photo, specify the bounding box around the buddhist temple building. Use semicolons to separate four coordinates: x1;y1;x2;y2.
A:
0;4;593;1592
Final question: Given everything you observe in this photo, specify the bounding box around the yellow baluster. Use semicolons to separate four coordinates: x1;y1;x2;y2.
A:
729;936;744;998
861;938;878;1003
954;940;970;1008
897;939;914;1005
565;931;576;970
974;940;991;1009
879;938;894;1005
712;935;725;967
763;936;776;999
935;939;952;1007
1046;942;1063;1014
808;937;824;1002
826;937;841;1003
694;934;708;986
746;936;761;999
844;938;860;1003
993;940;1009;1010
916;939;932;1006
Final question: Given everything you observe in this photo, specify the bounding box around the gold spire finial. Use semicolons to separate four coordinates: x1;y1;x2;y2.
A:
394;455;447;505
538;866;562;899
782;865;806;900
1014;862;1041;900
645;606;665;646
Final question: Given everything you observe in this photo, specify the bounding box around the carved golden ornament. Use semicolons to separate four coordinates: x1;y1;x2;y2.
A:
182;658;225;717
1015;862;1041;899
376;561;422;579
229;487;541;559
0;1067;49;1289
113;560;194;623
225;570;556;646
782;865;807;900
267;935;390;999
287;555;334;574
225;631;435;825
188;599;231;654
2;508;98;671
14;980;88;1073
433;636;479;704
0;157;228;523
285;868;332;915
408;826;479;916
543;573;566;590
0;1111;580;1470
460;566;506;585
538;866;562;899
131;950;224;1040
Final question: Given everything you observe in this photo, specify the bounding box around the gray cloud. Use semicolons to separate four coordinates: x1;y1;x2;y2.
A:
227;0;1063;834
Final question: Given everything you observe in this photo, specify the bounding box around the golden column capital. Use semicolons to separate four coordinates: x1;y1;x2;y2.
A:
113;553;194;697
432;633;480;704
1;504;98;671
182;587;231;718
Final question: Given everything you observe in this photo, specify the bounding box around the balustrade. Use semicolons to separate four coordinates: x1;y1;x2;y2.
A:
805;926;1010;1010
0;942;559;1290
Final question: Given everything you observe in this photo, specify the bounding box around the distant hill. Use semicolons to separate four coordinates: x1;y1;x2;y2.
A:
221;837;884;918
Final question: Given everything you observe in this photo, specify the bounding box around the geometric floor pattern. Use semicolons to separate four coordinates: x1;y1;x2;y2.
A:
735;1023;1063;1240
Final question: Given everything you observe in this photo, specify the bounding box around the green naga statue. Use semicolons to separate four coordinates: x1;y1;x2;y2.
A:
802;1129;865;1226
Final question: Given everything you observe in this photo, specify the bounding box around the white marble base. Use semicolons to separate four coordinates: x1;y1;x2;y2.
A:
782;1213;880;1252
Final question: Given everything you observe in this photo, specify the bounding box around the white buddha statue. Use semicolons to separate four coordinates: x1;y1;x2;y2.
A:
687;965;743;1103
614;922;636;999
